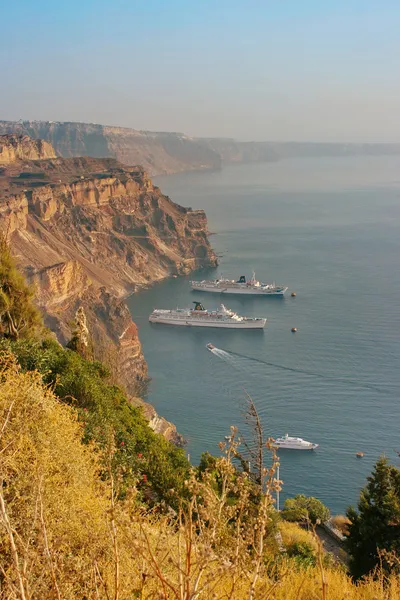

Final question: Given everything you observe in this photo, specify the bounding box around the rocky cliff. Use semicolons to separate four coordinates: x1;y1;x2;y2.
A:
0;134;56;164
0;135;217;441
0;121;222;176
2;121;400;176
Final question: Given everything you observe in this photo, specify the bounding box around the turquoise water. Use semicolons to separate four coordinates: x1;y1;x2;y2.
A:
128;157;400;514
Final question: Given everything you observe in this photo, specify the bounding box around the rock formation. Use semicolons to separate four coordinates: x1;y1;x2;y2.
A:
0;134;217;441
0;134;56;164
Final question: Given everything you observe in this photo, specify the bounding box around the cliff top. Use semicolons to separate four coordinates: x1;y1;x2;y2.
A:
0;151;149;198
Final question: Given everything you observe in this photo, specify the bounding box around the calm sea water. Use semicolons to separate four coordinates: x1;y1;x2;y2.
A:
128;157;400;514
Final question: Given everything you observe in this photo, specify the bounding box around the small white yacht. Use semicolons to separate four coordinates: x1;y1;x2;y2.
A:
274;434;319;451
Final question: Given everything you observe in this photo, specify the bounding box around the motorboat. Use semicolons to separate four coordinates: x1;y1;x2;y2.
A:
274;433;319;451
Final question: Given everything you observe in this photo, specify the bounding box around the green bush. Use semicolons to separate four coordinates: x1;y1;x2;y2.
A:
282;494;330;524
286;541;316;568
1;336;190;506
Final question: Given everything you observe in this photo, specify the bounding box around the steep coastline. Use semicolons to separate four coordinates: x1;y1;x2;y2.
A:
2;120;400;176
0;134;217;442
0;121;222;176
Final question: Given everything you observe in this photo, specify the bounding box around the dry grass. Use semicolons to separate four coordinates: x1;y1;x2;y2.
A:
331;514;351;535
279;519;319;552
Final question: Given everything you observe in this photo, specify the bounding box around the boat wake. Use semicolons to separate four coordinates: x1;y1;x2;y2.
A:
207;345;393;394
209;348;232;361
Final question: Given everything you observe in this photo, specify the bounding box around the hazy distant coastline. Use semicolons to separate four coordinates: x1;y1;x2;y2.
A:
2;119;400;177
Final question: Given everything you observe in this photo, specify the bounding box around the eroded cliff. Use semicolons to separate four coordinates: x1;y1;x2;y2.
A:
0;121;221;175
0;134;56;164
0;135;217;441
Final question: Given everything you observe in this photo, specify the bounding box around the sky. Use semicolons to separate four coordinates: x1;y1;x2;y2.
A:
1;0;400;142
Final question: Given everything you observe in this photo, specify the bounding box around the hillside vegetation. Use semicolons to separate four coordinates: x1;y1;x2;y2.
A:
1;239;399;599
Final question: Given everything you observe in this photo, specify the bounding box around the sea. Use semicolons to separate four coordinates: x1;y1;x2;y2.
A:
127;156;400;514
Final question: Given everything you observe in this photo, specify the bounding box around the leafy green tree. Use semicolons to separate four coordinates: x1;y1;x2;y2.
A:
0;234;43;339
282;494;330;524
345;457;400;579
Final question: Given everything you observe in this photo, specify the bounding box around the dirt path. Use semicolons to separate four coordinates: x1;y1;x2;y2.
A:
316;525;349;566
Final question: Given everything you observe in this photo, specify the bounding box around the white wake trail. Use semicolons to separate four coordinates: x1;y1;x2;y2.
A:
210;347;245;370
211;348;231;359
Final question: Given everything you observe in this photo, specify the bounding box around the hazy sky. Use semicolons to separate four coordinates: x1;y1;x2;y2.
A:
1;0;400;142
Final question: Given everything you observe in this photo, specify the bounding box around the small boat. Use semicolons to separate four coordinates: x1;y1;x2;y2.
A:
291;292;297;297
291;327;297;332
206;343;215;351
274;434;319;451
356;452;364;458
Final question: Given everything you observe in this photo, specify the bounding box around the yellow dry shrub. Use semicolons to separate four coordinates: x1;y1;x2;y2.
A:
331;514;351;535
279;519;319;553
114;514;400;600
0;354;111;598
254;567;400;600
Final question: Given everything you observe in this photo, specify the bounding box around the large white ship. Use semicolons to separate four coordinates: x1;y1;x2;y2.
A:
190;273;288;296
149;302;267;329
274;434;319;451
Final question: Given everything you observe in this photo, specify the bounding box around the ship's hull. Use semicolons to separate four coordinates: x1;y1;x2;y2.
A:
275;444;318;451
191;284;287;296
149;316;266;329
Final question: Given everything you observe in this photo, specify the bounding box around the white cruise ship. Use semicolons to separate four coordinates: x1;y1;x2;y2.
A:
190;273;288;296
274;434;319;451
149;302;267;329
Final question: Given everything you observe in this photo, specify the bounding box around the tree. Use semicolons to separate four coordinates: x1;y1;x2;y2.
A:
345;457;400;579
282;494;330;524
0;233;43;339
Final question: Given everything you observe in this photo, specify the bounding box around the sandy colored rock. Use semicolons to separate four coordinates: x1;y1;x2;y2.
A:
0;134;56;164
0;137;217;401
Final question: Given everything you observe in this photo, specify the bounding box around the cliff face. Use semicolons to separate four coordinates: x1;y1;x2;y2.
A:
0;137;217;439
1;162;216;293
0;134;56;164
0;121;221;176
2;121;400;176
